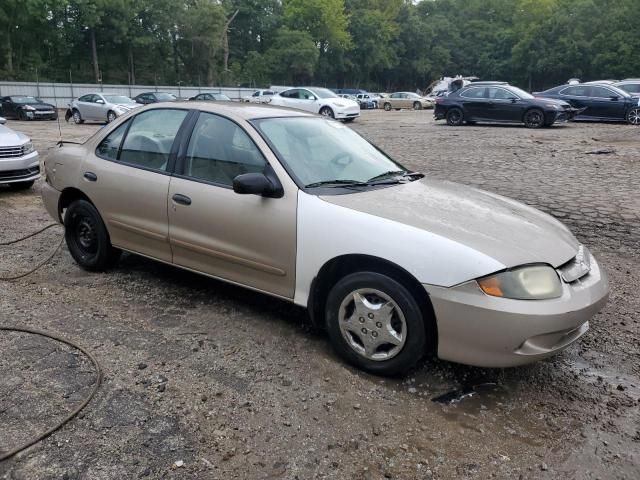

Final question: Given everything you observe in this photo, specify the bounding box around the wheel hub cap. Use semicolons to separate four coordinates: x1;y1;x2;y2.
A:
338;289;407;361
76;219;97;251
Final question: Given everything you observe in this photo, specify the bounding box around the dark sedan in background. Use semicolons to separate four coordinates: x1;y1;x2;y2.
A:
534;83;640;125
133;92;178;104
434;82;578;128
0;96;58;120
188;92;232;101
614;79;640;95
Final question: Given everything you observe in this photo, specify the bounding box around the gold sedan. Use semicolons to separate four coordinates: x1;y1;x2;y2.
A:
382;92;434;111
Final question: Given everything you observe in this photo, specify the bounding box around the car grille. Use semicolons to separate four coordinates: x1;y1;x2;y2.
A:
0;145;25;159
0;166;39;181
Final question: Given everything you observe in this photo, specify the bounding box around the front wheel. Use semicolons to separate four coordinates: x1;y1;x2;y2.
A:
446;108;464;126
319;107;334;118
413;102;422;110
64;200;121;271
627;107;640;125
523;108;545;128
325;272;427;376
383;103;391;111
107;110;117;123
72;110;84;124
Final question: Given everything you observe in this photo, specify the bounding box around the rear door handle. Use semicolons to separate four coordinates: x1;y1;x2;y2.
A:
172;193;192;206
83;172;97;182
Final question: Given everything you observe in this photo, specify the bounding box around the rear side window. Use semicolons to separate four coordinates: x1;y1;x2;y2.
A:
119;109;188;171
96;120;130;160
461;87;486;99
183;113;266;186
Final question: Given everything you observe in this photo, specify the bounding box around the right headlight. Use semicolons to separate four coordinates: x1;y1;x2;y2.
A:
477;265;562;300
22;141;35;154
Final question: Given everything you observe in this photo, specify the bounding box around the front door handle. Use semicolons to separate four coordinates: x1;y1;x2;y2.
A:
172;193;192;206
83;172;97;182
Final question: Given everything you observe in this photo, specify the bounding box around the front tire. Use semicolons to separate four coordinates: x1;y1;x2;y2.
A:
523;108;545;128
446;107;464;126
319;107;334;119
383;103;391;111
64;200;121;271
627;107;640;125
413;101;422;110
107;110;117;123
325;272;427;376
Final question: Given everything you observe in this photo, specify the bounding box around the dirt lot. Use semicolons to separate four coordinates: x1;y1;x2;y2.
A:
1;111;639;479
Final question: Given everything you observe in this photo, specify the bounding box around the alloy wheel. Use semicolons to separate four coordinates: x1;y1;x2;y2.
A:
107;111;116;123
338;288;407;361
628;108;640;125
73;111;82;124
524;109;544;128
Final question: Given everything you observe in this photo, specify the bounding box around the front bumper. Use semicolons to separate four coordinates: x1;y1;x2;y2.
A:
0;151;40;184
425;253;609;368
334;106;361;119
23;109;57;120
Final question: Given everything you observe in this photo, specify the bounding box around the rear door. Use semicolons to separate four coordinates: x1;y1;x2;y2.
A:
82;108;190;261
558;85;592;116
459;87;488;119
167;111;297;297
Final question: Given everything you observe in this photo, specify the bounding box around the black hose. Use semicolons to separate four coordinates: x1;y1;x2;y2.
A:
0;327;102;462
0;223;64;281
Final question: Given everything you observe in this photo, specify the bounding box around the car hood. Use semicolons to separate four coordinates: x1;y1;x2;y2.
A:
326;98;359;108
532;97;572;108
112;102;140;109
321;178;579;269
21;102;55;110
0;124;28;145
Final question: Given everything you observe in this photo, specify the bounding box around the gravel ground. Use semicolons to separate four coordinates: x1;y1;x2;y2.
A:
0;111;638;479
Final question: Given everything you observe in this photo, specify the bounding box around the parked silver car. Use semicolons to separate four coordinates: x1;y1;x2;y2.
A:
66;93;141;124
0;117;39;190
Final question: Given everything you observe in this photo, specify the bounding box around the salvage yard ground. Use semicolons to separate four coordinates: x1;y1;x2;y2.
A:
1;111;639;479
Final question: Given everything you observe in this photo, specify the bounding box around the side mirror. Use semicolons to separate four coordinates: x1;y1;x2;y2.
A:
96;99;105;104
0;117;6;125
610;96;619;101
233;171;283;198
510;97;518;103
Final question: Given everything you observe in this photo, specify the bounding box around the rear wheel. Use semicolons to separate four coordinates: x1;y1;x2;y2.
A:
627;107;640;125
64;200;121;271
383;103;391;111
413;101;422;110
72;109;84;124
319;107;335;119
446;107;464;126
8;180;35;190
325;272;427;376
523;108;545;128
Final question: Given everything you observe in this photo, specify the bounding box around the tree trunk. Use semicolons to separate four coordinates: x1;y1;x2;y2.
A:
128;46;135;85
6;27;13;77
90;28;100;83
221;10;239;72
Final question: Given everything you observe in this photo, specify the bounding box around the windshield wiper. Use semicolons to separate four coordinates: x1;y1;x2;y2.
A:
367;170;424;183
305;179;369;188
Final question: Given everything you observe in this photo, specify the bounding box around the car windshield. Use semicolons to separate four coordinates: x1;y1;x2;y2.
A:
104;95;135;104
12;96;41;104
252;117;408;187
310;88;338;99
156;93;177;100
508;86;534;99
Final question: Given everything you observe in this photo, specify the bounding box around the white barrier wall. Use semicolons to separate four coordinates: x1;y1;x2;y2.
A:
0;81;260;108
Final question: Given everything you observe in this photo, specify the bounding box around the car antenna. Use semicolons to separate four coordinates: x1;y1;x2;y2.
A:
52;81;63;143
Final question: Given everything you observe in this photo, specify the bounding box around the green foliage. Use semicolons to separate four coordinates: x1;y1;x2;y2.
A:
0;0;638;90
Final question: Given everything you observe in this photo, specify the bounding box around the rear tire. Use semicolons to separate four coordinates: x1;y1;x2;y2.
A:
64;200;121;271
325;272;427;376
72;109;84;124
8;180;35;190
523;108;545;128
446;107;464;126
627;107;640;125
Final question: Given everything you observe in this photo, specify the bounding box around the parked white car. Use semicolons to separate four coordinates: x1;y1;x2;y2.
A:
269;87;360;122
66;93;141;124
0;117;39;190
243;90;276;103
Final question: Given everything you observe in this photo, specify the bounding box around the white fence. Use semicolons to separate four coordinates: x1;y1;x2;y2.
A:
0;81;261;108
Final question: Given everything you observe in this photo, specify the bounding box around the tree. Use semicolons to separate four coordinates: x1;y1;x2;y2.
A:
264;28;319;84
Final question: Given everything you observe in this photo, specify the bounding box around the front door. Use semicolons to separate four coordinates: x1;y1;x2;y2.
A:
167;111;297;298
81;108;190;261
588;86;628;119
485;87;523;121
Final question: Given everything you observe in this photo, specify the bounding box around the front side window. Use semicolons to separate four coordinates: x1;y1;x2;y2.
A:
561;86;590;97
184;113;267;186
300;90;315;100
119;109;188;171
253;117;405;187
590;86;615;98
79;94;92;102
96;120;130;160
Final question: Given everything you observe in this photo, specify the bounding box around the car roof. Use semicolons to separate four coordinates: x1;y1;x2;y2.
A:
619;79;640;82
145;101;315;120
466;81;509;86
